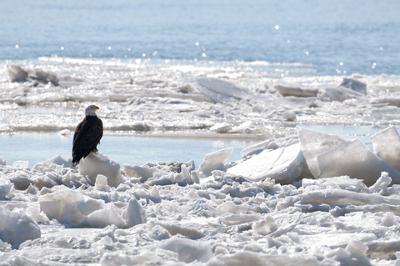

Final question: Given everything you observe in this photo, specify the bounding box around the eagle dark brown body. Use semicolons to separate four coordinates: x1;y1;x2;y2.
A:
72;106;103;165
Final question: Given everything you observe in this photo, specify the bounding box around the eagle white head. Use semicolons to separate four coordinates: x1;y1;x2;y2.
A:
85;105;100;116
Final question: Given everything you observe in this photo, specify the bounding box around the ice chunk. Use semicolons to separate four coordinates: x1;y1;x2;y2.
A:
282;111;297;121
319;86;363;102
0;207;41;249
275;85;318;97
79;152;122;187
100;251;165;266
228;143;305;184
199;148;233;176
208;252;319;266
161;236;213;263
317;139;400;185
370;97;400;107
177;84;194;94
123;165;155;181
39;186;145;228
372;127;400;171
302;176;368;192
299;189;400;206
125;198;146;227
327;241;371;266
196;78;249;102
381;212;398;227
230;121;255;134
160;223;204;240
7;65;28;82
150;225;171;240
210;123;232;133
340;78;367;94
299;129;400;185
299;129;346;176
252;216;277;235
130;121;151;132
369;172;392;193
86;204;125;228
0;239;11;252
25;203;50;224
95;175;109;190
29;69;59;86
9;171;31;190
39;187;105;226
241;139;278;157
0;179;12;199
368;240;400;259
87;202;143;228
8;65;59;85
44;155;72;168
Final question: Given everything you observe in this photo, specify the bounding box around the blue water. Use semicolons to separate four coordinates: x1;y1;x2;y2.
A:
0;125;384;166
1;0;400;75
0;133;251;166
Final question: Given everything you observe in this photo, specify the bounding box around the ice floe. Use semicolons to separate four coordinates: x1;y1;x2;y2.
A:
299;128;400;185
0;139;400;265
228;143;305;184
2;56;400;264
1;59;400;135
275;84;319;97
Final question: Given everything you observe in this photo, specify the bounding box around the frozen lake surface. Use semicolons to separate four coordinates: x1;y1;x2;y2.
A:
2;126;400;265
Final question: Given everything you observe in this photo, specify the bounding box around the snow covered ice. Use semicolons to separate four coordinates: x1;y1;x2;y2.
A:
3;58;400;265
0;207;41;249
2;58;400;136
227;143;305;184
1;127;400;264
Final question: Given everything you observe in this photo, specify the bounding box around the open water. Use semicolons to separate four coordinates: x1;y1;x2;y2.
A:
1;0;399;75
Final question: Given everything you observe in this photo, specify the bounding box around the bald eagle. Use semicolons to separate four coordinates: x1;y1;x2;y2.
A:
72;105;103;165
